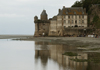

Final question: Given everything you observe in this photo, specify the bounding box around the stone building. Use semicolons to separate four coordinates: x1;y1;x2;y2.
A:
49;6;88;36
34;10;50;36
34;6;89;37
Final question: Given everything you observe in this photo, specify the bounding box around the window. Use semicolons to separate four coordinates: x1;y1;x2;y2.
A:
68;20;70;24
74;12;76;14
75;20;77;24
72;20;73;24
64;16;65;18
72;16;73;18
75;16;77;19
79;20;81;24
68;16;70;19
82;20;84;23
64;20;66;23
64;26;66;28
66;12;68;14
79;15;81;18
82;15;84;18
82;12;84;14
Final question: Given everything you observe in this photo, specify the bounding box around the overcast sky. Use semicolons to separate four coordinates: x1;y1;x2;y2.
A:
0;0;80;35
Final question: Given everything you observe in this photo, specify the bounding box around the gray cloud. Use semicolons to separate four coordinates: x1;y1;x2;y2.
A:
0;0;78;35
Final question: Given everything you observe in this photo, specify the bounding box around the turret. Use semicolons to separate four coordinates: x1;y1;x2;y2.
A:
34;16;38;22
40;10;48;20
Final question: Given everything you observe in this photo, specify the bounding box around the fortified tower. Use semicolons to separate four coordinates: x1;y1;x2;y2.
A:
41;10;48;20
34;10;50;37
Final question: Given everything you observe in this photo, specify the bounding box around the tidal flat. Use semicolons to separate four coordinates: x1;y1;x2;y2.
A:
20;37;100;52
1;35;100;51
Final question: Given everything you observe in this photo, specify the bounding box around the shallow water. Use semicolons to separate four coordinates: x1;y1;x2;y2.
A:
0;39;100;70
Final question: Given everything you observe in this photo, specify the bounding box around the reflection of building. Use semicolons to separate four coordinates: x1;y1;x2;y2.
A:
34;6;90;37
49;44;88;70
35;41;49;50
35;41;88;70
35;41;50;67
88;53;100;70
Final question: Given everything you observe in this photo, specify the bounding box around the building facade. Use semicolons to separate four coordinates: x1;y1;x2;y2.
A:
34;6;88;37
49;6;88;36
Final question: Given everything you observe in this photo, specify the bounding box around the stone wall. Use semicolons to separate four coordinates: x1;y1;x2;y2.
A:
34;22;50;36
64;27;93;36
49;20;58;36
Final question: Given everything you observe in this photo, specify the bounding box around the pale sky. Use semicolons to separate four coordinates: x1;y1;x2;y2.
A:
0;0;80;35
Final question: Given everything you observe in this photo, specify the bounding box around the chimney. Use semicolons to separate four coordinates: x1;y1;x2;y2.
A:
63;6;65;9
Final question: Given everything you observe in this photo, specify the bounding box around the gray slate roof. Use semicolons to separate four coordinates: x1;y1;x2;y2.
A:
41;10;47;15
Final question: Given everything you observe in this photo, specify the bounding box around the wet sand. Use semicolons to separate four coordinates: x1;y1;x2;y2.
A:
31;37;100;43
0;35;33;39
0;35;100;50
0;35;100;44
29;37;100;52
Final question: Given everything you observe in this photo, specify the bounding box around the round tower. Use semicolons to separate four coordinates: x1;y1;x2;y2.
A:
34;16;38;22
40;10;48;20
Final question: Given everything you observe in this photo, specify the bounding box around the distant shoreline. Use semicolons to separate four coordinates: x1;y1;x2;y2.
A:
0;35;100;50
0;35;100;44
0;35;33;39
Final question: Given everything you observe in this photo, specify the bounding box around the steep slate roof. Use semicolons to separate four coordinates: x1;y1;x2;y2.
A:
58;7;87;15
41;10;47;15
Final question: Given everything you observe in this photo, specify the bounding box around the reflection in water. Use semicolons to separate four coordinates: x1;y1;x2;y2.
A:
35;50;49;67
35;41;100;70
88;53;100;70
0;40;35;70
1;39;100;70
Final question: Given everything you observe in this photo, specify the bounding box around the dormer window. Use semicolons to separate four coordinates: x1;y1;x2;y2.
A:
66;12;68;14
79;20;81;24
74;12;76;14
82;12;84;14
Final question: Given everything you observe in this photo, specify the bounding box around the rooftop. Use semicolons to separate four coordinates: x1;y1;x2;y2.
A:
58;7;87;15
41;10;47;16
